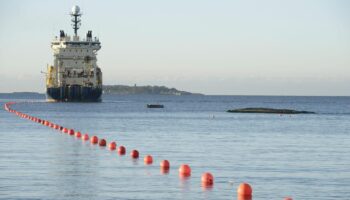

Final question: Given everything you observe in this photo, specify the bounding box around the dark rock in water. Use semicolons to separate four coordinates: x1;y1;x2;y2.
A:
147;104;164;108
227;107;315;114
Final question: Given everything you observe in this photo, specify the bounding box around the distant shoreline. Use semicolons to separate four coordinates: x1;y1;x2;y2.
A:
1;88;350;97
103;85;203;95
0;92;349;97
0;85;203;96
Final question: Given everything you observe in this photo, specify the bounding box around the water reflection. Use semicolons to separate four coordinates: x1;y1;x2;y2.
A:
179;174;191;191
201;184;213;191
237;195;252;200
131;158;139;165
160;168;169;175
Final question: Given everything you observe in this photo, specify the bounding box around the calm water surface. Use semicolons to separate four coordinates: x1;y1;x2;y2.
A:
0;94;349;200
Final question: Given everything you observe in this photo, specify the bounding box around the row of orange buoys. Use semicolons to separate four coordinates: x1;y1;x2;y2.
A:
3;101;293;200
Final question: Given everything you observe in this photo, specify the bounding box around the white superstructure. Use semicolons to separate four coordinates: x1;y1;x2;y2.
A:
48;31;102;88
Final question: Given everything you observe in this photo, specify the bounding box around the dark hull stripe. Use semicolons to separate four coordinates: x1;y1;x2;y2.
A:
46;85;102;102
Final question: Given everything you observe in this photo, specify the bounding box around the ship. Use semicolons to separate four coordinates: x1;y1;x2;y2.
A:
46;5;102;102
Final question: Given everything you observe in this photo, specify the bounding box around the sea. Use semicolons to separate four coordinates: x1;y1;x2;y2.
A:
0;94;349;200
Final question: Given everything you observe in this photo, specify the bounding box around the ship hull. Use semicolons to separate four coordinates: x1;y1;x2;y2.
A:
46;85;102;102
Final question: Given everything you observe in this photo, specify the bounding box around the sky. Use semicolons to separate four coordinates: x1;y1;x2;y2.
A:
0;0;349;95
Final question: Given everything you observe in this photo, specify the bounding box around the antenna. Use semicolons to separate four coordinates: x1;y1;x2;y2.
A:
70;5;82;36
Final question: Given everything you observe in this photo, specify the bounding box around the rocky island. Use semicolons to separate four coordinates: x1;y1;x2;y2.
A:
103;85;202;95
227;107;315;114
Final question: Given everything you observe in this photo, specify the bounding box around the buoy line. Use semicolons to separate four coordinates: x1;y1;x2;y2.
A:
3;101;294;199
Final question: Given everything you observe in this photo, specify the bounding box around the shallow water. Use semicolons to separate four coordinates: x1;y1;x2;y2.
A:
0;94;349;200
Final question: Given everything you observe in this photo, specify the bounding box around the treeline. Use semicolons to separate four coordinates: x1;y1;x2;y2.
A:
103;85;202;95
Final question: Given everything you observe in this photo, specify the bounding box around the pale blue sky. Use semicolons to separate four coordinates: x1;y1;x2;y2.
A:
0;0;349;95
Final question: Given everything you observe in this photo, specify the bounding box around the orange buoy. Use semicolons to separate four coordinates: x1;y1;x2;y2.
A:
160;160;170;170
284;197;293;200
237;183;252;197
118;146;126;155
90;136;98;144
130;149;139;159
68;129;75;135
82;133;89;141
99;138;107;146
179;164;191;177
54;124;60;129
144;155;153;165
44;121;50;126
62;128;68;133
108;141;116;150
201;172;214;186
75;131;82;138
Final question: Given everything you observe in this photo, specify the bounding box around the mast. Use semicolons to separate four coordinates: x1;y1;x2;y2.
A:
70;5;81;36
